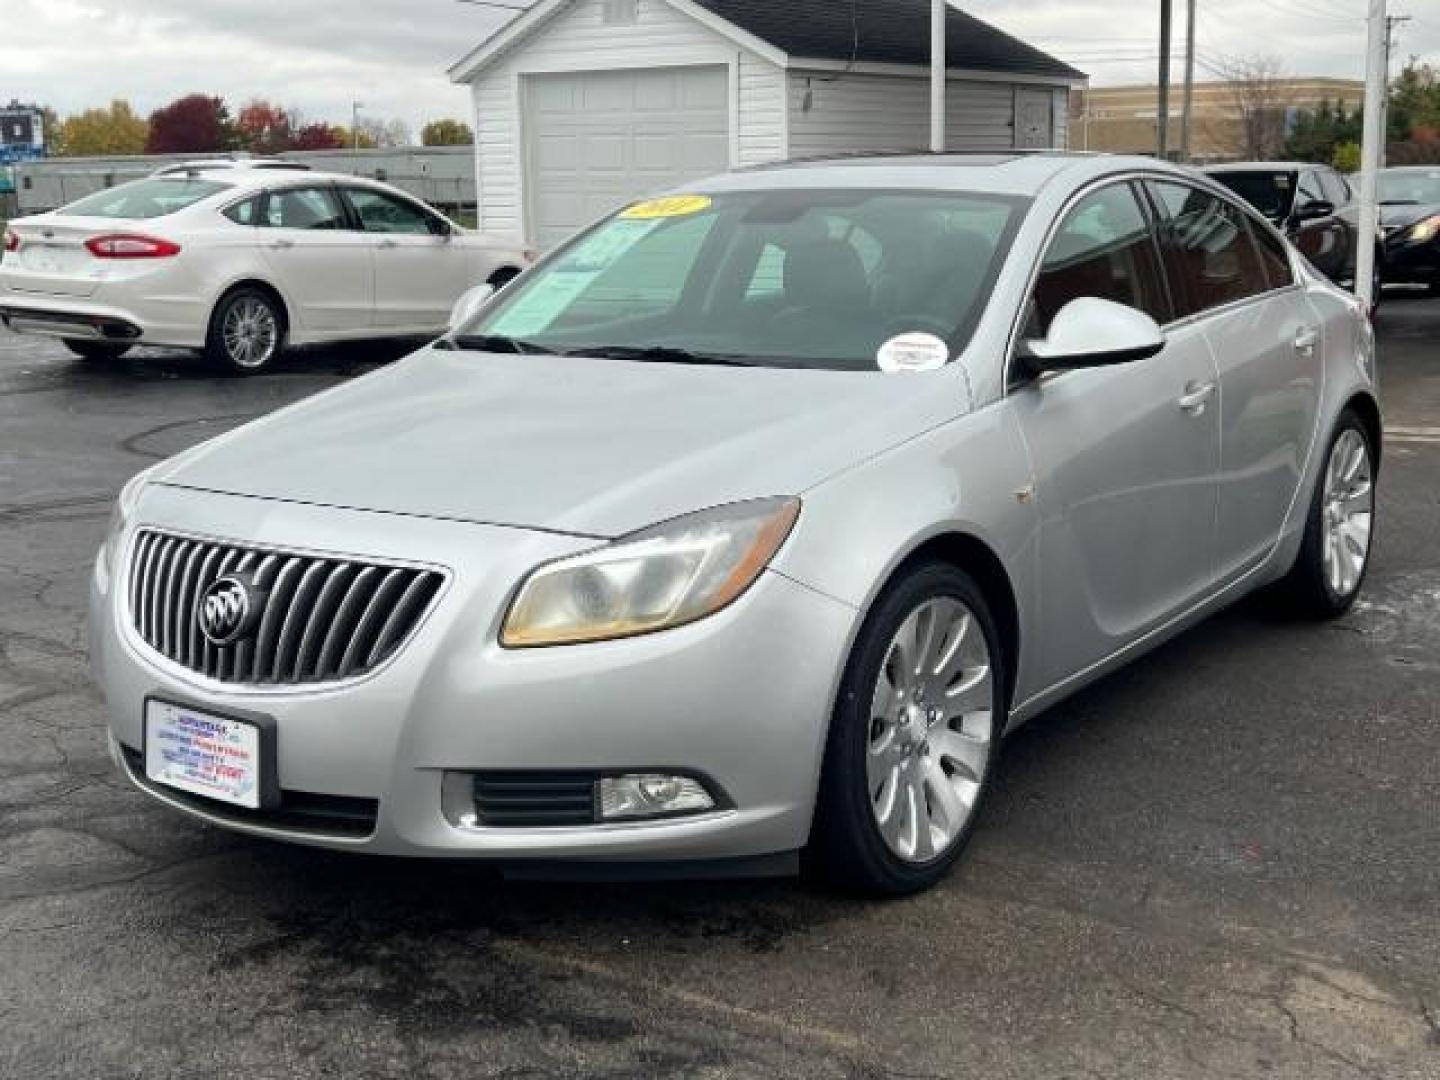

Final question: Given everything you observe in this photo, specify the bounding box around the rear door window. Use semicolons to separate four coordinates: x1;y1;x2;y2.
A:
1147;181;1272;318
1030;182;1170;333
261;186;347;230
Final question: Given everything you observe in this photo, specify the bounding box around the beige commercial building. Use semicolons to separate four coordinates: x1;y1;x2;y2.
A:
1073;77;1365;162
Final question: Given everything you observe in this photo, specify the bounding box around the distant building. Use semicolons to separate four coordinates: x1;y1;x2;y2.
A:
1072;77;1364;162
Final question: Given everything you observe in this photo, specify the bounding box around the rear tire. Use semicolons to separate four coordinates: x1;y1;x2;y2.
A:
204;287;285;375
804;562;1005;896
488;266;522;290
1270;409;1376;619
63;339;131;362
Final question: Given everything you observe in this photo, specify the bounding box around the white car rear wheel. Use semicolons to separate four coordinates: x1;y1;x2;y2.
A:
206;288;285;375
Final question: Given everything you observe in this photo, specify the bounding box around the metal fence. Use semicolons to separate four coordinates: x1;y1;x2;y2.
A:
13;148;477;217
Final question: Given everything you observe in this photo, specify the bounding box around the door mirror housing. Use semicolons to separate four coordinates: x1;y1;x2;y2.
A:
1293;198;1335;222
1021;297;1165;373
448;283;495;332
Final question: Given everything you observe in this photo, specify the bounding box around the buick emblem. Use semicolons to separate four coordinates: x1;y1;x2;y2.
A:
197;574;263;646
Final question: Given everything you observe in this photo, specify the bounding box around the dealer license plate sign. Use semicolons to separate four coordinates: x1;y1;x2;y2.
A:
144;700;262;809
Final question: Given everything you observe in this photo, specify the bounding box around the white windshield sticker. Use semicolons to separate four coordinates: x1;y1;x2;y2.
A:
877;332;949;373
488;218;660;337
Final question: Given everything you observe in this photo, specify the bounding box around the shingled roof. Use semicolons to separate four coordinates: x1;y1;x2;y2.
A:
688;0;1084;80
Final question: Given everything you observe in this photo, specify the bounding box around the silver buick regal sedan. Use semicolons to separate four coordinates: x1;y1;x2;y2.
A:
90;153;1380;895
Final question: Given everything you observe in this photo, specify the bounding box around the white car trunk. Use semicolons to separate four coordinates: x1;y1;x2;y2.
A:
4;218;132;298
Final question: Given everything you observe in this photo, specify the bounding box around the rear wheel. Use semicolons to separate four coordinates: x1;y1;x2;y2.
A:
205;287;284;374
63;339;131;362
488;266;522;290
805;562;1004;896
1271;410;1376;618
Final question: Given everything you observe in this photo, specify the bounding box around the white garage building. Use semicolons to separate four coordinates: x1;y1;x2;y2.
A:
449;0;1085;248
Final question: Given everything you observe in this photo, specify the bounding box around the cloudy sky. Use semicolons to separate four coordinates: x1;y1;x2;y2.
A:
6;0;1437;131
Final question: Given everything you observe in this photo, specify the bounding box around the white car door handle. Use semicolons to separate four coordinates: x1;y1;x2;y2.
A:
1294;327;1319;355
1178;380;1216;415
269;238;294;250
377;239;399;250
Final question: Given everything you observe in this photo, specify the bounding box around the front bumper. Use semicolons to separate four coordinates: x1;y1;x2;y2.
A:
90;485;856;862
1381;239;1439;287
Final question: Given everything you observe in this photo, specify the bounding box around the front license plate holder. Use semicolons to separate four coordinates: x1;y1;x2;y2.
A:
142;696;280;811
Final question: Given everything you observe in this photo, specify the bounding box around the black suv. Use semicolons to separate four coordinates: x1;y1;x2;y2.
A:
1204;162;1372;294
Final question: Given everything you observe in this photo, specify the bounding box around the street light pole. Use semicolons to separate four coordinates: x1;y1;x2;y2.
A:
1355;0;1386;311
352;101;362;152
1157;0;1173;159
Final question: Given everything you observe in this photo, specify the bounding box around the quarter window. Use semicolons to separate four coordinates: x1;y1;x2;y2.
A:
346;189;443;235
1147;181;1272;318
222;196;260;226
1030;183;1169;334
262;187;346;230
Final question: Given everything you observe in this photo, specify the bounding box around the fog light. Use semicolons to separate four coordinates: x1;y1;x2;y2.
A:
597;774;715;820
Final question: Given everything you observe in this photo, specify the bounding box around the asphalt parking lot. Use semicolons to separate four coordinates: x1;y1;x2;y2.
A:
2;303;1438;1080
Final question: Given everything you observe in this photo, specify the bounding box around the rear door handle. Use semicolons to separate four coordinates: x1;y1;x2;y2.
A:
269;238;294;250
1294;327;1319;355
1178;380;1216;415
377;239;399;250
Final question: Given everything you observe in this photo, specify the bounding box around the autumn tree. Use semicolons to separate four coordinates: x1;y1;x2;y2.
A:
421;118;473;146
235;100;295;155
146;94;234;154
57;100;149;156
331;125;378;150
291;122;344;151
357;116;412;148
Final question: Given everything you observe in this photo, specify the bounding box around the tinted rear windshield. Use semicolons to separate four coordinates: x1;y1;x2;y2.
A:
1209;171;1295;221
61;177;232;219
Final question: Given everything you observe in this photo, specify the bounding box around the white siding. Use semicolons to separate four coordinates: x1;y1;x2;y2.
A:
1053;87;1070;149
465;0;784;241
787;71;1071;157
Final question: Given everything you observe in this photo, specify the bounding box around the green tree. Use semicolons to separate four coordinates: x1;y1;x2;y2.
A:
1283;98;1362;164
1331;141;1361;173
57;100;149;156
421;118;474;146
1388;62;1440;143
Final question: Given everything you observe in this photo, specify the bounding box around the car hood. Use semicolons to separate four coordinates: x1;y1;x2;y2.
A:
1380;202;1440;234
154;347;969;538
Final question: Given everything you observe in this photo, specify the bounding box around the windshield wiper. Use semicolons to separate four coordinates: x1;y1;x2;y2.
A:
562;344;756;366
442;333;559;355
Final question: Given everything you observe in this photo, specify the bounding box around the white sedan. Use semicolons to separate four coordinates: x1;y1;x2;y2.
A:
0;168;530;373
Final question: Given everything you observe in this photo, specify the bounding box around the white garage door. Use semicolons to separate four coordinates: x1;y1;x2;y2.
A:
524;66;731;250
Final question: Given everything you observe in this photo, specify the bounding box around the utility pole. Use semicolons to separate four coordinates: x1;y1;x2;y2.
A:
1179;0;1197;161
1157;0;1173;159
930;0;946;152
1355;0;1386;311
1382;14;1411;165
352;101;363;152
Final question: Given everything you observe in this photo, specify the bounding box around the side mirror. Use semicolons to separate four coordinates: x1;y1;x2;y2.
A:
1022;297;1165;372
1293;199;1335;222
448;283;495;331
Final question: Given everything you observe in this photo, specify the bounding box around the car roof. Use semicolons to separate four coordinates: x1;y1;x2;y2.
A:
687;151;1197;198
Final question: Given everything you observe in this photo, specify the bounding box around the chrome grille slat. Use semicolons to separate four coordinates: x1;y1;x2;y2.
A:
127;530;443;687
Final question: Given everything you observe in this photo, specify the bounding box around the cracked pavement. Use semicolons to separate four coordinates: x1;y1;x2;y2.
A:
1;304;1438;1079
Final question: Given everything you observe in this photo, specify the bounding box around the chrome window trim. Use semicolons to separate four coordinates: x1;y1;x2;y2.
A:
117;525;452;697
1003;169;1303;394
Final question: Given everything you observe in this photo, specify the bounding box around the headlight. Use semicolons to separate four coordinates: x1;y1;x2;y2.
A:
501;497;800;647
1408;216;1440;244
97;466;157;581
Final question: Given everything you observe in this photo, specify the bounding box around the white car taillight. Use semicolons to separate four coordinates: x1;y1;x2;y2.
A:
2;229;18;254
85;234;182;259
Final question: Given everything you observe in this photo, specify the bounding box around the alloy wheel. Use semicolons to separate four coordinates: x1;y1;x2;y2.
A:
222;297;279;370
866;597;995;863
1321;427;1373;600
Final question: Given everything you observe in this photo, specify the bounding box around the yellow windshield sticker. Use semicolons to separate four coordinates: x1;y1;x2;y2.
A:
619;194;712;220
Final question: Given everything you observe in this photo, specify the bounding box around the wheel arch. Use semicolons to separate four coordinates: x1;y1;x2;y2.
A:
486;264;523;288
210;278;292;337
1344;389;1383;472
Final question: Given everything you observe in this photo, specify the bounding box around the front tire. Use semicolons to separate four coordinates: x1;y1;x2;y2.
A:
805;562;1005;896
205;288;284;375
1272;410;1376;618
63;339;131;362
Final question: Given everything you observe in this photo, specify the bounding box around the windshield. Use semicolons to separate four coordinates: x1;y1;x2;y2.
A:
1209;171;1296;221
458;188;1027;372
61;176;232;219
1377;170;1440;205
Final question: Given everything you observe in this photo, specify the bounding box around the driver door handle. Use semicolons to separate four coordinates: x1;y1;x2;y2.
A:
1294;327;1319;356
1178;379;1216;416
